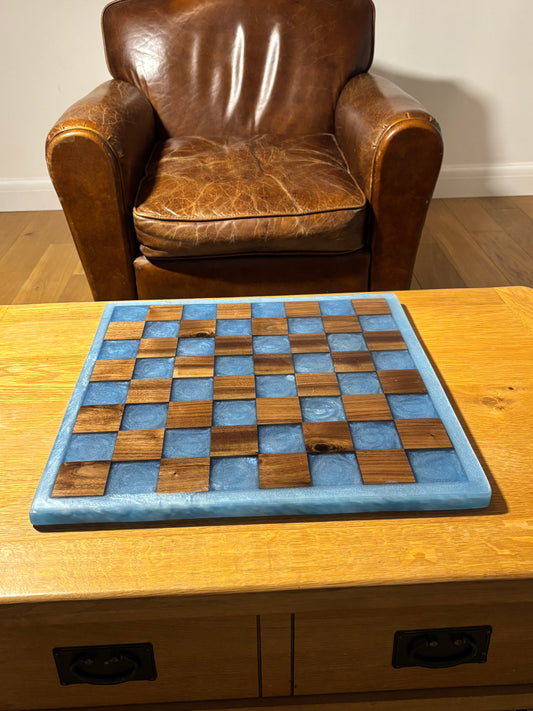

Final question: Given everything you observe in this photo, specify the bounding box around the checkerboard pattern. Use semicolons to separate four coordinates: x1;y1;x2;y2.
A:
50;298;463;501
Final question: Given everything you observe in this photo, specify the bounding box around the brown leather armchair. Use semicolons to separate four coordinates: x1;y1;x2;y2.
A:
47;0;443;301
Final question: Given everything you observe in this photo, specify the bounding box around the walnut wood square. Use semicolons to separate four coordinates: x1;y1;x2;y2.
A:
90;359;135;381
322;316;362;334
178;319;216;338
147;304;183;321
73;404;124;433
295;373;340;397
104;321;145;340
378;370;427;394
256;397;302;424
289;334;329;353
259;453;311;489
251;318;289;335
213;376;256;400
332;351;375;372
253;354;294;374
137;338;178;358
352;298;391;315
126;379;172;403
216;303;252;319
173;356;214;378
342;394;392;421
112;429;164;461
157;457;210;493
214;336;253;355
284;301;321;317
357;450;415;484
364;331;407;351
167;401;213;428
51;461;111;497
396;418;453;449
210;425;258;456
302;421;354;454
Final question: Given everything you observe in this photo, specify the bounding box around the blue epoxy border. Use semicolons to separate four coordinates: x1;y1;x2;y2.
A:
30;294;491;526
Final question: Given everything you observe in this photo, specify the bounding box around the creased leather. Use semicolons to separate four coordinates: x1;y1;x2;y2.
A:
47;80;155;202
335;73;443;290
133;134;366;258
103;0;374;137
46;79;156;300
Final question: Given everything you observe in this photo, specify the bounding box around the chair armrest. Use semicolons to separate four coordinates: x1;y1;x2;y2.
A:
46;80;155;300
335;73;443;291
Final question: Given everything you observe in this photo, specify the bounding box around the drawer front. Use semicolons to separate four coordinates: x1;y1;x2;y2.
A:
1;613;259;710
294;604;533;695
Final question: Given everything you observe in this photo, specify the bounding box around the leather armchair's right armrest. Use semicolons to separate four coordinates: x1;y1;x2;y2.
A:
46;80;155;300
335;73;443;291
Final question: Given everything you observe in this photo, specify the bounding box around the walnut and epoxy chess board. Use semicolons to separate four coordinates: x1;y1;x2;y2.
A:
30;294;491;526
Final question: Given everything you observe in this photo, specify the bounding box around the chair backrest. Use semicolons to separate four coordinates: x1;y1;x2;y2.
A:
102;0;374;138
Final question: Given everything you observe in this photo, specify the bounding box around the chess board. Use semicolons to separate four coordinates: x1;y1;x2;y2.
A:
30;294;491;527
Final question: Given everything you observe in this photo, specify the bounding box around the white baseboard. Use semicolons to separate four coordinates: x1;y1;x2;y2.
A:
434;162;533;198
1;163;532;212
0;178;61;212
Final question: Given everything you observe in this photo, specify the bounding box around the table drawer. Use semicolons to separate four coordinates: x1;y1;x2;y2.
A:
1;610;259;711
293;603;533;695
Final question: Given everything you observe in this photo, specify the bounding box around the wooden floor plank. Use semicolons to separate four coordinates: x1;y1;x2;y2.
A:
479;197;533;260
12;243;81;304
413;226;467;290
422;201;511;287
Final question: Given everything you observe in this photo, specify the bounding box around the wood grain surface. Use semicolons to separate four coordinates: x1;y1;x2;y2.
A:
0;288;532;607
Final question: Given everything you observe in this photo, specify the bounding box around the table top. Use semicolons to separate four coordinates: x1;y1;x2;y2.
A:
1;287;532;608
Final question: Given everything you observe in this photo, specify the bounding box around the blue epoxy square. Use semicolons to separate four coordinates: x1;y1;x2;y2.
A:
210;457;259;491
319;299;356;316
99;340;139;360
163;428;211;458
251;301;286;318
359;315;398;331
64;433;117;462
407;449;467;483
181;303;217;320
110;305;149;322
215;356;254;376
216;319;252;336
253;336;291;354
293;353;334;373
327;333;367;352
309;453;361;486
171;377;213;401
83;381;130;406
388;394;439;419
301;397;346;422
372;350;415;370
287;318;325;334
349;421;402;450
143;320;180;338
105;461;160;495
256;375;297;398
133;358;175;380
177;338;215;356
258;424;306;454
213;400;257;426
121;404;168;431
338;372;382;395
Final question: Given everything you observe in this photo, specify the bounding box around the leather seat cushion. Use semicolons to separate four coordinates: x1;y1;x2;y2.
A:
133;134;366;259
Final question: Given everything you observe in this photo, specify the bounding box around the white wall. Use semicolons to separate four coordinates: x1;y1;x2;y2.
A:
1;0;532;210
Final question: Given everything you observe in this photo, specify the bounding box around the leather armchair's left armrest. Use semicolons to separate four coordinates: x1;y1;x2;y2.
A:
46;80;156;300
335;73;443;291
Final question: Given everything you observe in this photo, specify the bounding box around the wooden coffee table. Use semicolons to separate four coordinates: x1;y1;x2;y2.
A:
1;287;532;711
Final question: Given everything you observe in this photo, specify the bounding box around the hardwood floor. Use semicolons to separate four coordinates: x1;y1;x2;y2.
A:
0;196;532;304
